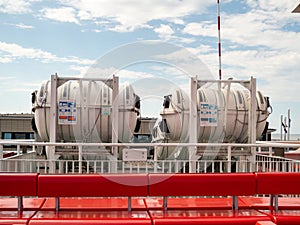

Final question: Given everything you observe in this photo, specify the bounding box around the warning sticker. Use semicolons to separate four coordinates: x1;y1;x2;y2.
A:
58;100;77;125
200;103;218;127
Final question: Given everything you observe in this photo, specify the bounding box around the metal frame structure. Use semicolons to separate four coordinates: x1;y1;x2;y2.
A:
48;74;119;173
189;77;257;172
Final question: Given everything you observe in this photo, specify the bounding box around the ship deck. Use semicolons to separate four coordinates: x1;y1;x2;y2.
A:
1;141;300;224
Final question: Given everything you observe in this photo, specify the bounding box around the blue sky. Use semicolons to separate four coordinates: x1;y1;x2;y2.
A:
0;0;300;134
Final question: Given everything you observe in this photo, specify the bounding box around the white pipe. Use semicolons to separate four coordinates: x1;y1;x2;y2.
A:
284;117;287;141
280;115;283;141
288;108;291;141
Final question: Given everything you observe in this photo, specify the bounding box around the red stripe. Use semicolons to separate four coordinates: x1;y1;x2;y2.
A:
218;16;221;30
218;43;221;56
68;116;76;121
219;69;222;80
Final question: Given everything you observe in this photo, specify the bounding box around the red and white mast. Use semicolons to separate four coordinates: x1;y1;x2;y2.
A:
217;0;222;80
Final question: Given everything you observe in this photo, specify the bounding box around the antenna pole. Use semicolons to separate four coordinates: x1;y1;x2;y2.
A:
217;0;222;80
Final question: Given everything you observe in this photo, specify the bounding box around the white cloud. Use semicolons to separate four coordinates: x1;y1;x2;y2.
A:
176;37;196;44
52;0;213;31
0;0;31;14
246;0;297;13
0;77;39;93
154;24;174;40
221;11;300;51
0;41;57;62
68;65;89;76
77;9;93;20
183;22;216;37
73;65;156;80
63;56;94;65
168;18;185;25
153;24;195;43
0;56;13;63
15;23;34;29
5;22;34;29
183;3;300;52
40;7;80;24
0;41;94;65
216;48;300;102
153;47;214;80
197;45;216;54
117;70;155;80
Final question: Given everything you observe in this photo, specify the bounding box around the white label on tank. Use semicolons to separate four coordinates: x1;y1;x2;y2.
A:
199;103;218;126
58;100;77;125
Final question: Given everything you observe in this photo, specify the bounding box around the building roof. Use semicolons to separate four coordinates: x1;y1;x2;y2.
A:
292;4;300;13
0;113;33;119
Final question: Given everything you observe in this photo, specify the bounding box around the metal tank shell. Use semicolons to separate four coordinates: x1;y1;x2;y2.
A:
160;85;270;144
33;80;139;143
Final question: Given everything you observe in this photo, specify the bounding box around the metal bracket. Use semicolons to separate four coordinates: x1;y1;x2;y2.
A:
270;194;278;212
56;197;60;212
163;196;168;211
232;196;238;211
128;197;132;212
18;196;23;213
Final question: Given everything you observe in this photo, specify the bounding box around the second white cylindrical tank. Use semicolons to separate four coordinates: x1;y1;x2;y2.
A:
160;84;270;143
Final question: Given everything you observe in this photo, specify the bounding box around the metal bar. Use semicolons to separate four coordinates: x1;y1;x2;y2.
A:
0;144;2;159
274;195;279;212
3;140;300;149
232;196;238;211
154;146;158;173
227;146;231;173
78;145;83;174
196;79;250;84
18;196;23;213
72;161;75;173
112;76;119;162
0;155;299;174
56;197;60;212
48;74;58;173
128;197;132;212
270;194;279;211
17;145;21;155
269;147;273;156
249;77;257;172
163;196;168;211
58;77;112;82
65;161;68;173
189;77;198;173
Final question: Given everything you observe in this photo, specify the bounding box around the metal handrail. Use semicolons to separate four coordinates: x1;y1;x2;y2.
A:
1;140;300;148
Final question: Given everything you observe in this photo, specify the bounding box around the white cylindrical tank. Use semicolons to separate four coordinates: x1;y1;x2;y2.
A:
33;80;139;143
160;84;270;144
